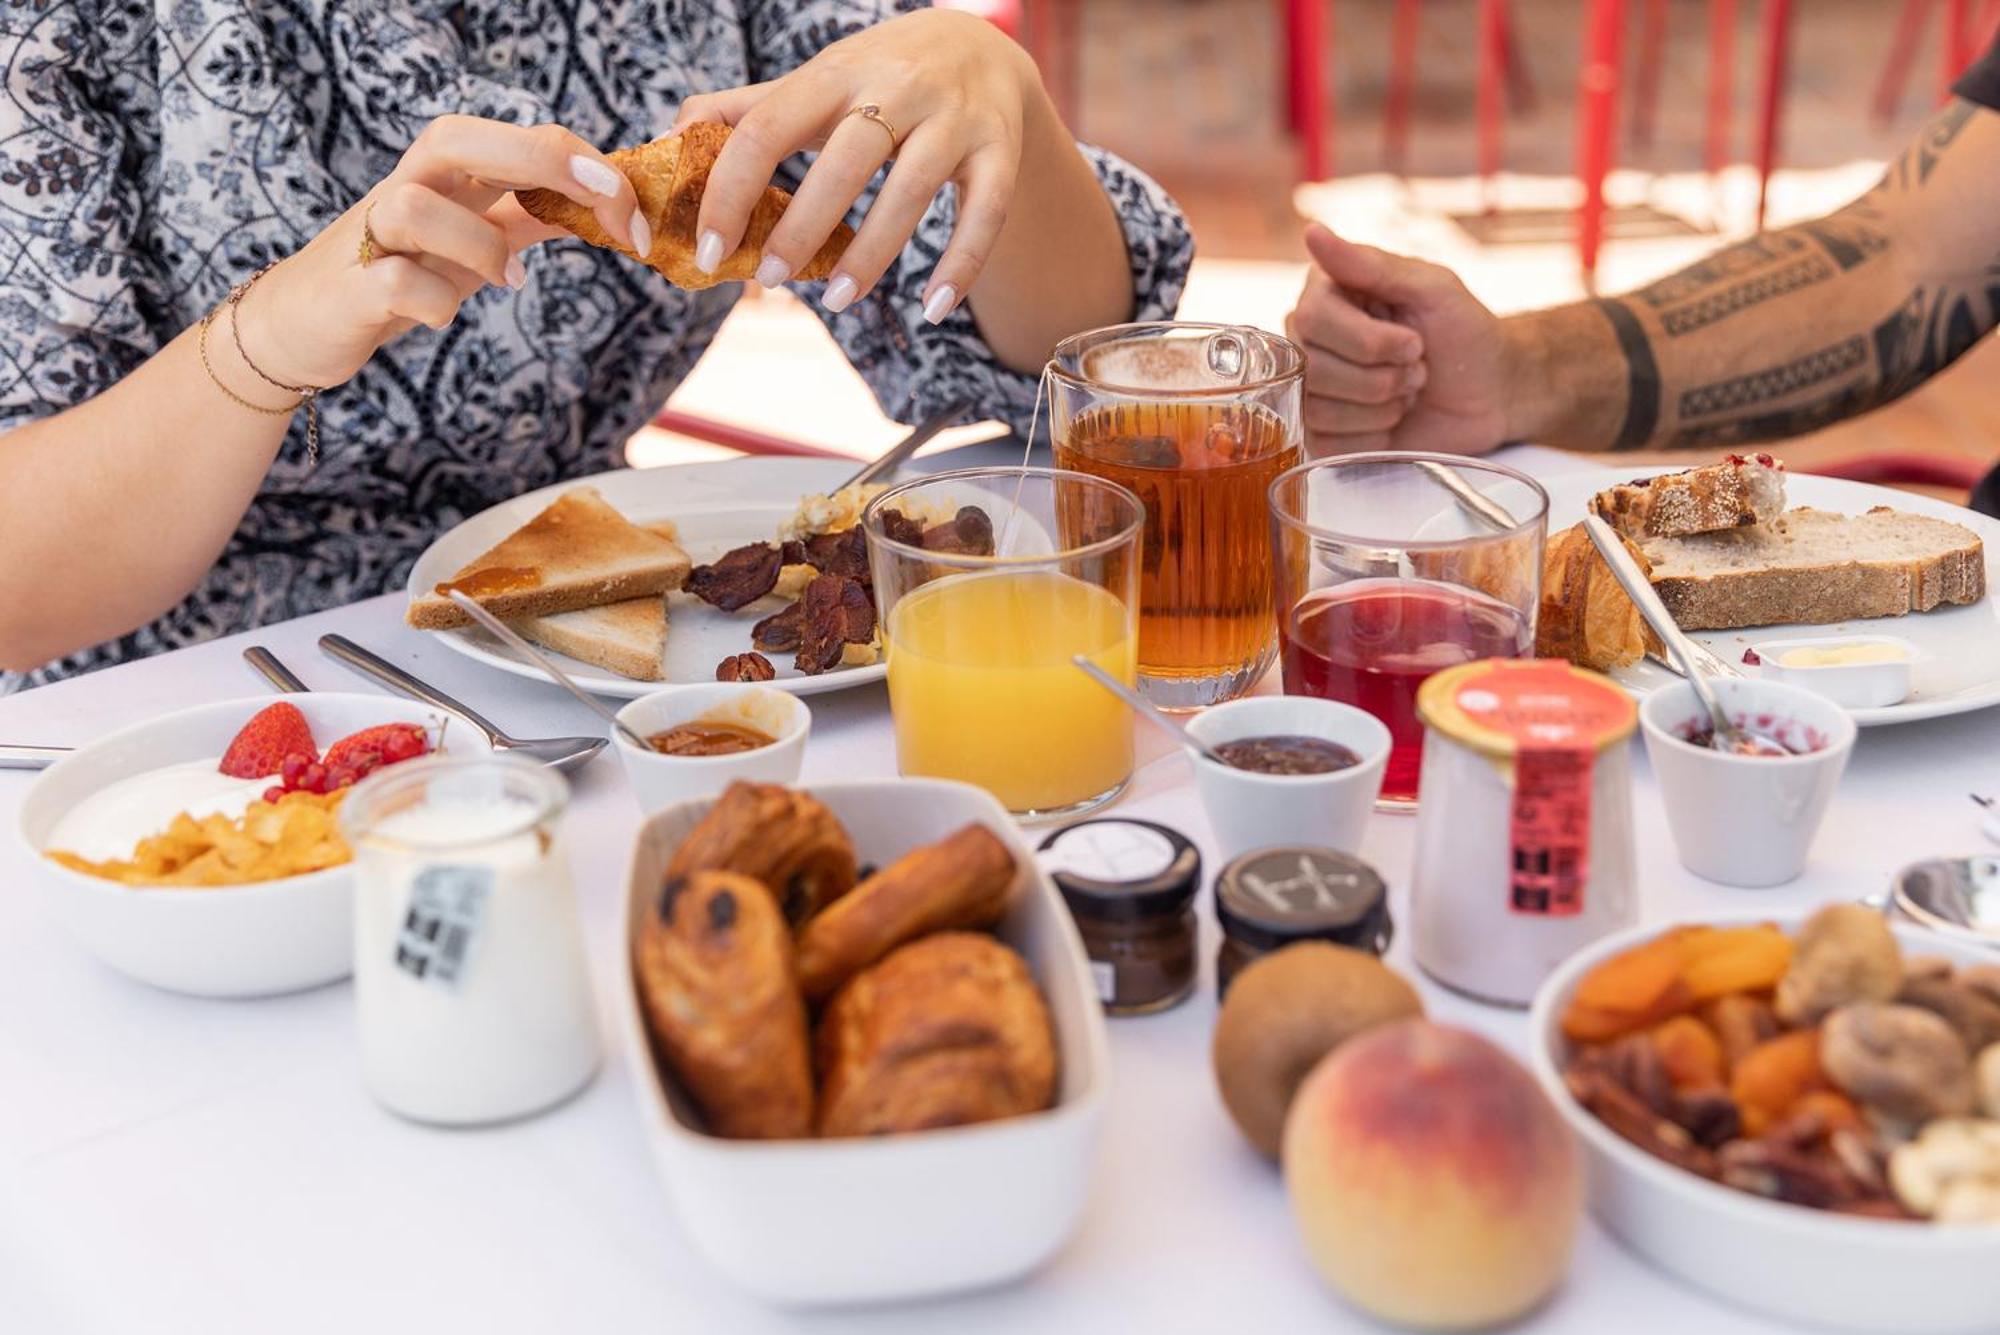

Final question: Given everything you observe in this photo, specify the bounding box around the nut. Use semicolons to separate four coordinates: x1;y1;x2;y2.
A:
1898;977;2000;1053
1979;1044;2000;1119
1959;963;2000;1007
1565;1061;1716;1178
1822;1002;1974;1124
1604;1032;1674;1116
1718;1138;1878;1211
1701;993;1780;1070
1774;904;1903;1026
1888;1118;2000;1221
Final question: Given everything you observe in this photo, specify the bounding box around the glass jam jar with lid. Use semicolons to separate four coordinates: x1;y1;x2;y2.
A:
1213;847;1390;997
1039;818;1201;1015
1410;658;1638;1007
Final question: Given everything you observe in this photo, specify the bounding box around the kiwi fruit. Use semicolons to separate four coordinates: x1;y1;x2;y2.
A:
1212;943;1424;1159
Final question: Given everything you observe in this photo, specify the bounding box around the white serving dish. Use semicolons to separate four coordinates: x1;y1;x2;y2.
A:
16;695;488;998
1182;694;1389;859
1531;911;2000;1333
618;778;1110;1307
1752;634;1918;709
1639;677;1856;888
612;684;810;813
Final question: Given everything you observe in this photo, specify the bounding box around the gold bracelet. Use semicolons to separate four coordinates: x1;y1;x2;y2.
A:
196;263;324;467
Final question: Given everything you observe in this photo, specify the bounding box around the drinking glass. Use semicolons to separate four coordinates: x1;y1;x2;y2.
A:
1267;454;1548;809
1049;322;1304;711
863;466;1144;821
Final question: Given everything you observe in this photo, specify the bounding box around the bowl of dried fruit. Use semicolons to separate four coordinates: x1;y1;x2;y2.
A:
1529;906;2000;1333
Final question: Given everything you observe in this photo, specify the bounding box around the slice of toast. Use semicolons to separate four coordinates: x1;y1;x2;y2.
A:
513;597;669;681
1642;505;1986;630
408;488;691;630
1594;454;1787;539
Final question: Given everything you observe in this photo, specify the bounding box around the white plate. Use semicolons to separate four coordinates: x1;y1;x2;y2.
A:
1543;467;2000;725
407;457;884;699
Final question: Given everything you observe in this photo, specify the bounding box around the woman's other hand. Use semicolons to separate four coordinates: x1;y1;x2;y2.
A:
1287;223;1509;456
246;116;647;390
672;9;1037;323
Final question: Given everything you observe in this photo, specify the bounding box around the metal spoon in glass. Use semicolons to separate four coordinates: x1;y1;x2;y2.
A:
1072;656;1231;767
1582;515;1789;757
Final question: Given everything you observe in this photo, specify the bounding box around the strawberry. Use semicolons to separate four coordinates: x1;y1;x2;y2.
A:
219;702;318;779
324;723;430;772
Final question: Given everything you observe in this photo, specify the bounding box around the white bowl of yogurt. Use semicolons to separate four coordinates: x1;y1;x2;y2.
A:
16;694;489;998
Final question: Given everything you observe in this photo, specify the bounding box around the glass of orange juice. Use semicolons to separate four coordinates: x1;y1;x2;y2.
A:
863;467;1143;821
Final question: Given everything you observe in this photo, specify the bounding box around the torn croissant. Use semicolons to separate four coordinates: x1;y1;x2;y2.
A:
1536;522;1661;671
516;122;852;290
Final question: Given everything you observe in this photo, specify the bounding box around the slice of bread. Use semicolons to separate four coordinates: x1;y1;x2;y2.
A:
1594;454;1787;539
408;488;692;629
1643;505;1987;630
513;597;669;681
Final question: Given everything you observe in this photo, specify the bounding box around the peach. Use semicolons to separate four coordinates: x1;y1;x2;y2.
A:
1282;1020;1581;1330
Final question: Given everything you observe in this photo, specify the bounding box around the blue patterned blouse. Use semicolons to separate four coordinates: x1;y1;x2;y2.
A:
0;0;1192;688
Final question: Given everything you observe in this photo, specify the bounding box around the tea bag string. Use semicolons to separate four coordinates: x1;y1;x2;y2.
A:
996;362;1052;557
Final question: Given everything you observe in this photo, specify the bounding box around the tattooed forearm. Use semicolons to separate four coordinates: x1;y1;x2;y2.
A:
1583;96;1999;451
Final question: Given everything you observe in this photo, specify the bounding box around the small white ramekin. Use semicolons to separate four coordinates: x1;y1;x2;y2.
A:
612;685;809;813
1182;694;1391;860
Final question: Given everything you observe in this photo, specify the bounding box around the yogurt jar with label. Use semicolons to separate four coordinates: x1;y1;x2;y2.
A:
1409;659;1638;1007
342;755;599;1125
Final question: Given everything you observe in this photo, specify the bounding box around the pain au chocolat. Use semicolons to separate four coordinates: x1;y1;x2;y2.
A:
517;122;851;290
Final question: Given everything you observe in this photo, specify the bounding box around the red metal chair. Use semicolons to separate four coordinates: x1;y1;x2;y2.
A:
1287;0;1534;189
1873;0;2000;126
1575;0;1797;285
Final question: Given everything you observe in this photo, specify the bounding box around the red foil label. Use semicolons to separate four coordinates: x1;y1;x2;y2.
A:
1508;747;1592;916
1447;661;1627;919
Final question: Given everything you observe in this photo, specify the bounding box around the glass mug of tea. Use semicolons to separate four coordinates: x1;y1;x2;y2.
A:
1267;454;1548;808
863;466;1144;821
1048;322;1304;711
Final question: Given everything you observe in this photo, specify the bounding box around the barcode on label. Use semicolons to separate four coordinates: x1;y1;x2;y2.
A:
394;865;493;989
1509;748;1592;918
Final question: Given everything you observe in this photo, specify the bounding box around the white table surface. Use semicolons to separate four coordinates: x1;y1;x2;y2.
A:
5;446;1996;1335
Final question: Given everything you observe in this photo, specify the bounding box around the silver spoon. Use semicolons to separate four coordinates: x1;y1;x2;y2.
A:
839;399;970;490
442;592;654;752
1072;656;1232;767
1583;515;1789;757
319;633;609;771
1;644;311;771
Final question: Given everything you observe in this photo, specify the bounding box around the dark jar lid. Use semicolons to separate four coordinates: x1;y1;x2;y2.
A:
1214;846;1389;954
1038;819;1201;923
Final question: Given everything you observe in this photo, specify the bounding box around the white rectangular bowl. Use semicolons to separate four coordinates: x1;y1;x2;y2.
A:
618;778;1111;1306
1530;911;2000;1333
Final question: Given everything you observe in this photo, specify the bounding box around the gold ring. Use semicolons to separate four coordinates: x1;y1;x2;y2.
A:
358;201;383;268
846;102;901;153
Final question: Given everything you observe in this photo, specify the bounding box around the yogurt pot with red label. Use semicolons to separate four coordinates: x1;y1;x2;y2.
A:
1408;659;1639;1007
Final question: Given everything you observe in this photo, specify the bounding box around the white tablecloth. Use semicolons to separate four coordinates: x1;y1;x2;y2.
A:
4;447;1994;1335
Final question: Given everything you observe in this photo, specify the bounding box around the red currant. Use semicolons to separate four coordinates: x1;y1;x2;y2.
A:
279;751;313;788
262;786;287;804
300;762;329;794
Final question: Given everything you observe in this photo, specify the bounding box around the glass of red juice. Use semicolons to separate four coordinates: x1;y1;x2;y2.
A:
1267;455;1548;808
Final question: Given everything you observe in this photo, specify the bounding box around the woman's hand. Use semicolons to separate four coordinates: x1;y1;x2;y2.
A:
242;115;648;390
672;9;1039;322
1287;224;1510;456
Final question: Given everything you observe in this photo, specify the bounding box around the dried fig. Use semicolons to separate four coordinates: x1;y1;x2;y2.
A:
1897;977;2000;1054
1821;1002;1974;1124
1774;904;1902;1026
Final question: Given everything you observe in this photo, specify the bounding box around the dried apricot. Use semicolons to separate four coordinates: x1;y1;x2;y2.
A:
1679;925;1794;1000
1730;1030;1826;1137
1563;933;1697;1042
1652;1015;1725;1089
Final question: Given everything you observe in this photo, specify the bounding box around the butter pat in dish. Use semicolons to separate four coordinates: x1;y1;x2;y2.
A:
1753;634;1916;709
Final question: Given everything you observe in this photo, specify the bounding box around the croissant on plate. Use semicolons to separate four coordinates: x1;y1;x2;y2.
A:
1536;522;1660;672
517;122;852;290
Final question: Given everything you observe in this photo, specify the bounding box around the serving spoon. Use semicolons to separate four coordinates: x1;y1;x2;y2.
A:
1071;656;1231;767
320;633;610;771
1583;515;1789;757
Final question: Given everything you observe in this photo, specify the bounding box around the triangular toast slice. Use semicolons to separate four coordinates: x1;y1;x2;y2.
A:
516;123;851;290
513;596;670;681
408;488;691;629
